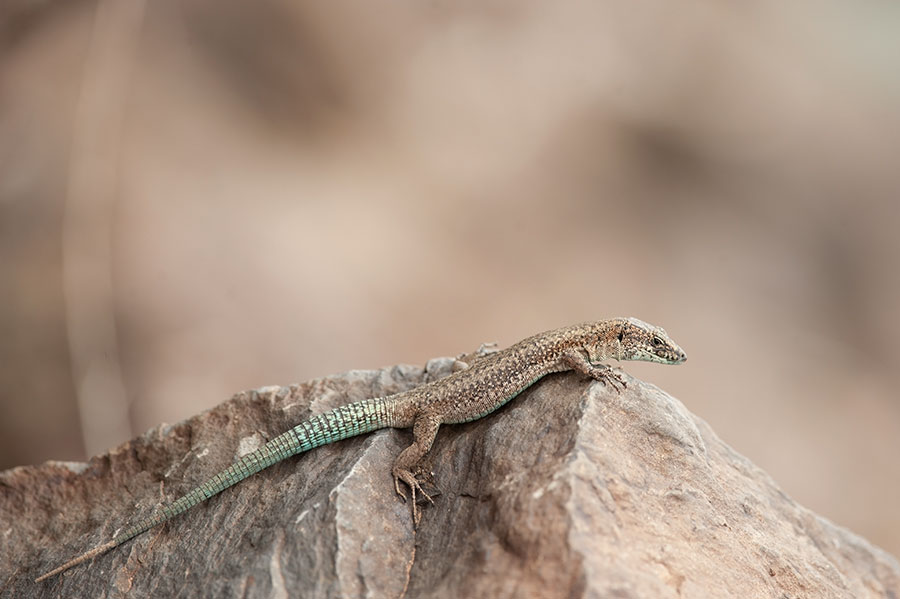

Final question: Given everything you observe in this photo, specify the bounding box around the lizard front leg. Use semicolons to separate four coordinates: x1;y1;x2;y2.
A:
561;349;627;391
392;414;441;526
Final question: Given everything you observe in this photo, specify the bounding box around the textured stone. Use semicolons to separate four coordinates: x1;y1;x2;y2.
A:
3;361;898;598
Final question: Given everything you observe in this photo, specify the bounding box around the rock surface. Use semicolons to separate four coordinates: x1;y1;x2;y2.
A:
3;360;899;599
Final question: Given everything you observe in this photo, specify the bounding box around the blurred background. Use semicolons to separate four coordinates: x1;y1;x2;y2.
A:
1;0;898;556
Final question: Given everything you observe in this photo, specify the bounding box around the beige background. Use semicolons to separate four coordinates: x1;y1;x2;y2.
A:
2;1;898;557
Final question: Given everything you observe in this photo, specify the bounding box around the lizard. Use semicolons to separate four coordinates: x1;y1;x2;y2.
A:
35;317;686;582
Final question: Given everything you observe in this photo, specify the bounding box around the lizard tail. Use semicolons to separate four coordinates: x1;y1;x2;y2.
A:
35;397;395;582
34;540;117;582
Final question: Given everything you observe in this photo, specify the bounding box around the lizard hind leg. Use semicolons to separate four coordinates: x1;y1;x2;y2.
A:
392;415;441;526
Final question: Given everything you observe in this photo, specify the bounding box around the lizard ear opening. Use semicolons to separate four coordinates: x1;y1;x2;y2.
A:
616;330;624;342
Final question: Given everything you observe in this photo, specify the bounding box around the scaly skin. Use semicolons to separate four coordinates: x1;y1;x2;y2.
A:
36;317;686;582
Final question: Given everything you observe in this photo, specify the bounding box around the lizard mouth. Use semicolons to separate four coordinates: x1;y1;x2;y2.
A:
652;348;686;364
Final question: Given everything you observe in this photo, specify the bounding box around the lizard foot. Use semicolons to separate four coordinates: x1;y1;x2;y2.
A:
594;365;627;392
451;342;500;373
393;468;435;527
415;468;442;499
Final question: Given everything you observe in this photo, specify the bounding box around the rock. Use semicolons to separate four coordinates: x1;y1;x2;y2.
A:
3;361;898;598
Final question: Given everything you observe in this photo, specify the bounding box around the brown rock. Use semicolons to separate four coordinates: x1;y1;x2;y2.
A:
3;361;898;598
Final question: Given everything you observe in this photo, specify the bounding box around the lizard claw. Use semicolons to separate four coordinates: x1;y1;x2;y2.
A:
603;369;628;392
394;476;408;503
393;469;435;527
592;365;627;392
417;468;441;495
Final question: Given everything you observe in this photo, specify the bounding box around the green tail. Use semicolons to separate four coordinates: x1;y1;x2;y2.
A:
112;397;393;545
36;397;395;582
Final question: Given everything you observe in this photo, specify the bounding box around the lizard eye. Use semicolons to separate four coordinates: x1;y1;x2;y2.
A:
651;336;663;347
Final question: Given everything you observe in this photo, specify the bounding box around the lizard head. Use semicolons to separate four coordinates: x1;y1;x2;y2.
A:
612;317;686;365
